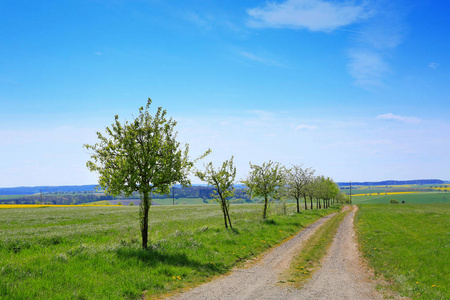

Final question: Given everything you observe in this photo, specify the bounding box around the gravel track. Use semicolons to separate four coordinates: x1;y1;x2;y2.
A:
168;206;386;300
293;205;385;299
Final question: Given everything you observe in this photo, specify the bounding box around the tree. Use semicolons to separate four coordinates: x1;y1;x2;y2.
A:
242;161;285;219
304;175;317;209
196;156;236;229
321;177;339;208
84;98;209;249
286;165;315;212
335;191;350;204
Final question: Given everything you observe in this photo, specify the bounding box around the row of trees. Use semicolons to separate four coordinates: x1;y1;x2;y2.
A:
197;159;349;229
85;99;348;249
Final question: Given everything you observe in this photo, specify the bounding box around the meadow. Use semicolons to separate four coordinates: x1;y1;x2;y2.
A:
351;191;449;204
0;203;340;299
355;203;450;299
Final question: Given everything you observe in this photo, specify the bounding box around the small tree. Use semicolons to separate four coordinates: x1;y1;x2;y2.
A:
286;165;315;212
84;98;209;249
336;192;350;204
241;161;285;219
196;156;236;229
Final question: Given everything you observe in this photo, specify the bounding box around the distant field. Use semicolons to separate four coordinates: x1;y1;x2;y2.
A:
0;203;340;299
351;191;449;204
355;204;450;299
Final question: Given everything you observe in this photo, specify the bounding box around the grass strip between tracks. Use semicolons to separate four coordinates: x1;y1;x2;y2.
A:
283;208;349;287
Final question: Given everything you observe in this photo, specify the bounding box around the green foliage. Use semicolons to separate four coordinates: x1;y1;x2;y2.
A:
128;202;135;206
356;204;450;299
389;199;399;204
242;161;285;219
84;98;195;197
196;156;236;229
84;98;209;249
0;204;340;299
336;192;350;204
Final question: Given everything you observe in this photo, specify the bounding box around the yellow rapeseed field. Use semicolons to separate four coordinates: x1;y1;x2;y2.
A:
0;204;118;209
431;187;450;191
352;191;422;197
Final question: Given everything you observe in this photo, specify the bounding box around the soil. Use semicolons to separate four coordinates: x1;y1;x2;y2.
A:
167;205;393;300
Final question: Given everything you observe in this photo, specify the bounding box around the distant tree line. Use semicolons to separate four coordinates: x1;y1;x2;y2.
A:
0;194;114;205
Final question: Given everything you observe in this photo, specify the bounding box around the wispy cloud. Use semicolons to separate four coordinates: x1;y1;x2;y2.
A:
347;49;388;87
246;109;274;120
247;0;367;32
245;0;410;89
239;51;284;67
295;124;318;130
181;11;212;29
428;62;439;69
376;113;421;124
347;1;409;88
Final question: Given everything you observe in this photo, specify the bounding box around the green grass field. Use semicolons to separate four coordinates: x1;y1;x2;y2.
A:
355;203;450;299
0;203;340;299
351;191;450;204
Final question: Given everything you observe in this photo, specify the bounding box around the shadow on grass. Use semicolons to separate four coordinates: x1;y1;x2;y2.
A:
263;219;277;225
229;228;240;234
115;247;226;273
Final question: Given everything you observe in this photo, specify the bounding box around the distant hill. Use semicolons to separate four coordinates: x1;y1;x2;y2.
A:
0;185;99;195
0;180;446;196
337;179;445;187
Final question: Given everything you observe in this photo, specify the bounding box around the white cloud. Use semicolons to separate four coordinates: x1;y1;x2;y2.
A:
247;0;366;32
295;124;318;130
428;62;439;69
376;113;421;124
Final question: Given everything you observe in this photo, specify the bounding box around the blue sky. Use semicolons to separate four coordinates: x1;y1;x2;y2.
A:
1;0;449;187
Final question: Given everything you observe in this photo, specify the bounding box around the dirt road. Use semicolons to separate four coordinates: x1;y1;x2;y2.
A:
169;206;385;300
294;205;385;299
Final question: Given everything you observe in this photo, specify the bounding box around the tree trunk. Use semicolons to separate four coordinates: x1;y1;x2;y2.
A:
221;200;228;229
263;195;268;219
296;197;300;213
304;195;308;210
224;202;232;229
310;196;313;210
140;192;150;249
